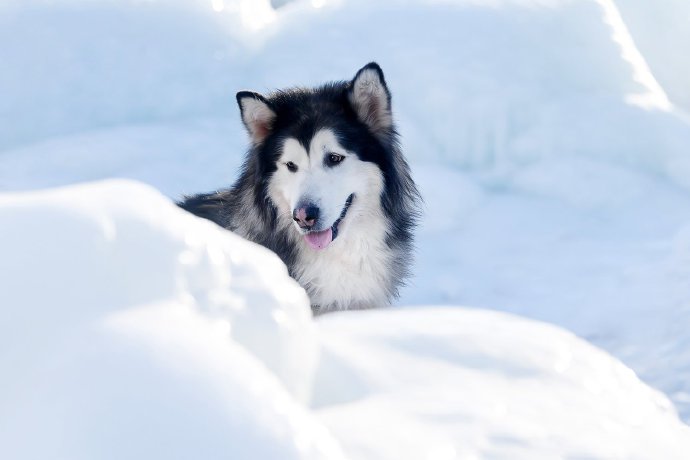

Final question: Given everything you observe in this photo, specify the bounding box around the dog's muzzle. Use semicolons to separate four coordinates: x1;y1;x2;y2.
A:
296;194;354;250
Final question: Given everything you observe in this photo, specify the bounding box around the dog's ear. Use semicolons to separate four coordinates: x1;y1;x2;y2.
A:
348;62;392;137
236;91;276;145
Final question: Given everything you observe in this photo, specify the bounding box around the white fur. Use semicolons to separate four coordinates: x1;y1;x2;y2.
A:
268;129;392;313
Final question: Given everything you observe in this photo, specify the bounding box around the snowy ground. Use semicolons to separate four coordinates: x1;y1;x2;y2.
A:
2;0;690;457
2;180;689;459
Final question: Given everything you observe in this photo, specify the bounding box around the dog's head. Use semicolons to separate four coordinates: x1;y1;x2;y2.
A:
236;63;395;251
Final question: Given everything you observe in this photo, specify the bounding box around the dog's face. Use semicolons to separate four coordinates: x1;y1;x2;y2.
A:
269;128;384;250
236;63;393;251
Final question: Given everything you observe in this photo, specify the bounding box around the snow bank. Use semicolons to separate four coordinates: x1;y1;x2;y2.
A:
3;0;690;189
0;179;344;460
1;180;689;459
265;0;690;187
315;307;690;459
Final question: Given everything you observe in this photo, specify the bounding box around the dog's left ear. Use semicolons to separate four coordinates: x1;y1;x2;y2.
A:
237;91;276;145
348;62;393;137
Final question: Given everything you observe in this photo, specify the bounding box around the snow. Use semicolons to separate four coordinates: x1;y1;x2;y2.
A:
0;179;317;399
315;308;690;459
2;0;690;456
615;0;690;113
0;180;343;460
2;181;689;459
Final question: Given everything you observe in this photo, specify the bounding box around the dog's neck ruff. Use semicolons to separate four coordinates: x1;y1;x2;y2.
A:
292;195;394;315
303;194;354;251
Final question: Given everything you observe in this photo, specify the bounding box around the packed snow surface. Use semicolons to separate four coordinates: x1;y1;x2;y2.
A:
316;308;690;459
2;0;690;457
1;180;689;459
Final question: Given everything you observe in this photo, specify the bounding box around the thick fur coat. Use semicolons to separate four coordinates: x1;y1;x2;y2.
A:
179;63;420;314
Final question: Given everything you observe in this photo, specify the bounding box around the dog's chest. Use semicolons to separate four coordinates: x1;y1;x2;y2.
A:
294;223;392;312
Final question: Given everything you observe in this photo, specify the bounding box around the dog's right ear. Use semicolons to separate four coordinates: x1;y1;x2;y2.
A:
236;91;276;145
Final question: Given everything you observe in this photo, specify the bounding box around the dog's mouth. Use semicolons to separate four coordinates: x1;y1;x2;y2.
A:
303;194;354;251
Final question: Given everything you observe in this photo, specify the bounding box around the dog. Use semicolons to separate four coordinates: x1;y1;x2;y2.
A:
179;63;420;314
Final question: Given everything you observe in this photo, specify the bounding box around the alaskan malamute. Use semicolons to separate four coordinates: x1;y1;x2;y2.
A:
179;63;420;314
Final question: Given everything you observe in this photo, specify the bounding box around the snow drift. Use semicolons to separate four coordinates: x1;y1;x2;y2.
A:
0;180;343;460
316;307;690;459
1;180;689;459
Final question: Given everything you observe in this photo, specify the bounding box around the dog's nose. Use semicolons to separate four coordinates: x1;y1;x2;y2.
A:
293;205;320;229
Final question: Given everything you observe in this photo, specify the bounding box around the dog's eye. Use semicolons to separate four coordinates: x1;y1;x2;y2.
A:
285;161;298;172
326;153;345;166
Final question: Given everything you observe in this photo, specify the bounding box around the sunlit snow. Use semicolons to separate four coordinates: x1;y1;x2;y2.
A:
1;0;690;458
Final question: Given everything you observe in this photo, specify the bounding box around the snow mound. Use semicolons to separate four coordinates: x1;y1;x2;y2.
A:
0;179;343;460
315;307;690;459
1;180;689;458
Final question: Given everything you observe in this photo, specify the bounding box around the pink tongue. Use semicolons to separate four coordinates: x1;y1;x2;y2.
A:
304;228;333;250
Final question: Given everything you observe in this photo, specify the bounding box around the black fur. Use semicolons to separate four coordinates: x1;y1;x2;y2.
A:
178;63;421;309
